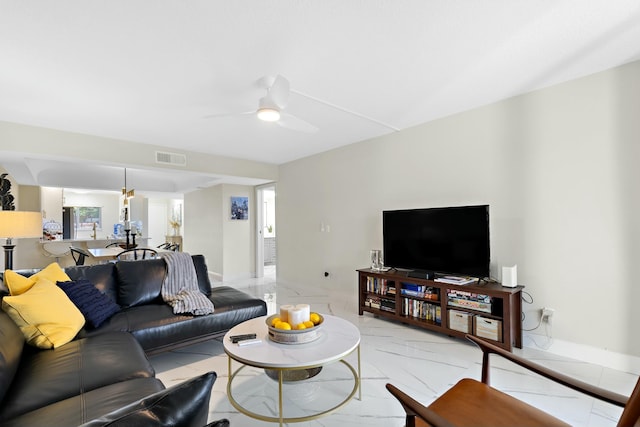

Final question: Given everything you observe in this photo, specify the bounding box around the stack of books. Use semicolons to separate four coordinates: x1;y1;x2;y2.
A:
447;290;492;313
434;275;478;285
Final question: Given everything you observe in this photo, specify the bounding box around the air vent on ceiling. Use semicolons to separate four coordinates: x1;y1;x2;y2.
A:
155;151;187;166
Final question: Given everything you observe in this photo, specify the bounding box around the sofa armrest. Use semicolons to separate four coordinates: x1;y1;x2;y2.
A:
80;371;217;427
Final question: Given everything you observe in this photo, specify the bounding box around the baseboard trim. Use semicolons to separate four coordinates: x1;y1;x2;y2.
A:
523;332;640;375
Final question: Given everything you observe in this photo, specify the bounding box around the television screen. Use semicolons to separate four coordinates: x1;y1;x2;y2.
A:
383;205;490;278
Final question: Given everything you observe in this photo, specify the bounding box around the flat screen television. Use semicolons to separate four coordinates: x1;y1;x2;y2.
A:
383;205;490;278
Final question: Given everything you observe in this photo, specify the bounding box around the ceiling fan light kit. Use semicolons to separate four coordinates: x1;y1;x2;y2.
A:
257;108;280;122
257;96;281;122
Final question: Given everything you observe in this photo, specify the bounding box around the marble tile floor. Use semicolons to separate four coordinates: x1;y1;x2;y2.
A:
150;271;638;426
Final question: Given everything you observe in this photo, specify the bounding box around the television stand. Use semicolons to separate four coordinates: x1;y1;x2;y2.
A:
357;268;523;351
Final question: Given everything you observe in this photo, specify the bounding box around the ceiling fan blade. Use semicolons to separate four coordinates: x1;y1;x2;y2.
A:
277;112;319;133
268;75;290;109
203;111;254;119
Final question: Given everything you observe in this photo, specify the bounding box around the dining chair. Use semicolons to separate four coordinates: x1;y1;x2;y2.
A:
116;248;159;261
69;246;91;266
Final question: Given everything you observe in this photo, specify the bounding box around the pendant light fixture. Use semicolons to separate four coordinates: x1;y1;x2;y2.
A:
122;168;134;227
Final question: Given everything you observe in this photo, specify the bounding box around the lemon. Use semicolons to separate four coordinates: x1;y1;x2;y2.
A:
309;312;321;325
303;320;314;329
296;323;307;330
271;317;282;327
277;322;292;330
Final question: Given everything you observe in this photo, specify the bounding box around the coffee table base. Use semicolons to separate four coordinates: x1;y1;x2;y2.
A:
226;345;361;426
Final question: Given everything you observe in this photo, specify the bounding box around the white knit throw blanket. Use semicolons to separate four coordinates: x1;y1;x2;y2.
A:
160;252;214;316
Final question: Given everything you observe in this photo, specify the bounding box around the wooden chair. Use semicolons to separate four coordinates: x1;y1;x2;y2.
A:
386;334;640;427
116;248;158;261
69;246;91;266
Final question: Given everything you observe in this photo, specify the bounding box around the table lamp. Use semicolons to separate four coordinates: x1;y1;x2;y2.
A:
0;211;43;270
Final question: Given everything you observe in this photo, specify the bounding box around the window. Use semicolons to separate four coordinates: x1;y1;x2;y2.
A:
76;207;102;230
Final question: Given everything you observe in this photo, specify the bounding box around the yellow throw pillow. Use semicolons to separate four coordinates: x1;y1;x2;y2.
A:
3;269;35;296
1;278;85;348
4;262;72;295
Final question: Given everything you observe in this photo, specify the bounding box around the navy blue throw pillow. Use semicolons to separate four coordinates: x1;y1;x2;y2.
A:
57;278;120;328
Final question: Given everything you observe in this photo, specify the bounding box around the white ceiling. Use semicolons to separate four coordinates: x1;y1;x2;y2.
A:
2;1;640;193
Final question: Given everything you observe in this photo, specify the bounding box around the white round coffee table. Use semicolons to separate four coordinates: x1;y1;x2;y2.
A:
223;314;361;425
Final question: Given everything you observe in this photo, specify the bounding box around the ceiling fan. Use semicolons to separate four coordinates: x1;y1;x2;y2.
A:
205;75;319;133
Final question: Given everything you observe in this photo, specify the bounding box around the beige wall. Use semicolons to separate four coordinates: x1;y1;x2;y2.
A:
184;185;223;276
184;184;254;280
277;59;640;357
222;185;255;280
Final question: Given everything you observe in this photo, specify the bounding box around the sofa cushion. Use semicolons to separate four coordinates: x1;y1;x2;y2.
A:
65;263;119;304
79;286;267;354
114;255;212;308
115;259;166;307
4;262;71;295
192;254;212;296
0;331;156;421
57;279;121;328
0;310;25;405
80;371;217;427
1;278;85;349
0;377;165;427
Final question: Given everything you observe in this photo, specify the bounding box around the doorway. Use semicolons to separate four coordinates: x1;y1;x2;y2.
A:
256;184;276;278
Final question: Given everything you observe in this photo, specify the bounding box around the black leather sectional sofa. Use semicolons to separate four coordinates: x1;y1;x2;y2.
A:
0;255;267;426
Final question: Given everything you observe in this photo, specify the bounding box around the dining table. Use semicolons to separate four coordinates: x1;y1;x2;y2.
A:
87;247;125;261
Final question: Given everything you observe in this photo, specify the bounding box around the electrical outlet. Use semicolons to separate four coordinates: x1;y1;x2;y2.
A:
541;307;555;321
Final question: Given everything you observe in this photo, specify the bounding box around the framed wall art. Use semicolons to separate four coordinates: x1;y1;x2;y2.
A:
230;196;249;220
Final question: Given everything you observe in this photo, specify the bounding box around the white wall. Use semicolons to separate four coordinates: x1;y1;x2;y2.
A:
148;198;170;249
277;59;640;358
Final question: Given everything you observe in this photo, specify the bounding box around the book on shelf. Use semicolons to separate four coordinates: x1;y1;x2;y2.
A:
401;298;441;324
400;283;439;300
365;295;396;312
434;275;478;285
366;276;395;296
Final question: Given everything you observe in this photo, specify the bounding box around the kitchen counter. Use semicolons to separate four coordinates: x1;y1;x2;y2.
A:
41;238;151;257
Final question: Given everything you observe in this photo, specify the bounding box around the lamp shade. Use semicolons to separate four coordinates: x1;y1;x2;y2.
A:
0;211;43;239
